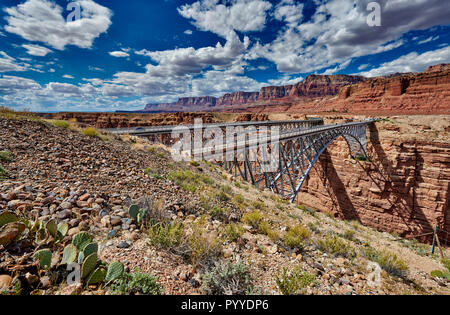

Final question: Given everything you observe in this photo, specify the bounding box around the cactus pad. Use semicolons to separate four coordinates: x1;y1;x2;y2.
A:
77;252;85;264
61;244;78;265
46;219;58;238
72;232;93;251
86;267;107;285
81;253;98;279
0;211;19;228
34;249;52;269
57;223;69;239
128;204;139;221
82;243;98;257
35;228;47;244
105;261;124;283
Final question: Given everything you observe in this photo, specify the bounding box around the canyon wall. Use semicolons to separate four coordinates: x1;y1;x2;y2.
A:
296;121;450;243
138;74;366;113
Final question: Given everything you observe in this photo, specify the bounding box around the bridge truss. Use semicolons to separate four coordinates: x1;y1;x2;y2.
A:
113;118;374;203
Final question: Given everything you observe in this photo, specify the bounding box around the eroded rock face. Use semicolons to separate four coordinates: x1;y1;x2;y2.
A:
297;123;450;243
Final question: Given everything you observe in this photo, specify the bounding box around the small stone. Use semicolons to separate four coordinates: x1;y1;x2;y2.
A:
25;272;39;285
42;196;56;205
79;193;90;202
107;230;117;239
101;216;111;227
60;202;72;210
6;191;16;201
0;275;12;290
68;227;81;236
117;241;130;249
111;217;122;226
57;210;71;220
99;209;108;217
40;276;51;289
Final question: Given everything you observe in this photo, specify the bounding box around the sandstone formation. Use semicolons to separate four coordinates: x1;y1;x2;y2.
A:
297;120;450;243
133;74;365;113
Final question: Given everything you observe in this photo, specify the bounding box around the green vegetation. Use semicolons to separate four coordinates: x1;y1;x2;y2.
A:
168;170;214;193
49;120;70;129
81;127;107;140
202;260;254;295
110;271;162;295
242;211;264;229
316;235;356;258
0;150;13;162
242;211;278;240
0;165;8;179
148;221;184;250
223;223;244;242
284;225;311;251
276;267;317;295
143;168;164;180
296;204;317;217
361;246;408;277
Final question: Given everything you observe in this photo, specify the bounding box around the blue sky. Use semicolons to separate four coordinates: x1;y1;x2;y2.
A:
0;0;449;112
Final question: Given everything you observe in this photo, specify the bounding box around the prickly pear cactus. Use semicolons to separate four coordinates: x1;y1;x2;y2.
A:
128;204;139;222
86;267;107;285
61;244;78;265
105;261;124;283
46;219;58;238
81;253;98;279
72;232;93;251
57;223;69;239
35;228;47;244
34;249;52;269
82;243;98;257
0;211;19;228
77;252;85;265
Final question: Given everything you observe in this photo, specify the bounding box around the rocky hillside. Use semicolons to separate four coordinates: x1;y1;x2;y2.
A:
0;112;449;295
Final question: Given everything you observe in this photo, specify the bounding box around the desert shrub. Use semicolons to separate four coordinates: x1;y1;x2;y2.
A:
202;260;254;295
316;235;355;258
284;225;311;250
232;194;245;205
343;229;356;241
252;201;265;210
276;267;316;295
296;205;317;217
143;168;164;180
209;206;225;220
242;211;263;229
110;271;162;295
0;164;8;178
168;170;213;193
441;258;450;272
185;218;221;266
361;247;408;277
259;221;279;241
49;120;70;129
81;127;106;140
215;189;230;202
148;221;184;250
223;223;244;242
0;151;13;162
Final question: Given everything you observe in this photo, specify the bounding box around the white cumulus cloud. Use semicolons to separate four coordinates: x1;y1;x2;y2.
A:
4;0;113;50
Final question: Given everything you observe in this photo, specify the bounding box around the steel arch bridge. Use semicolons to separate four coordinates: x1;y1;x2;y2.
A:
110;118;375;203
222;120;374;202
